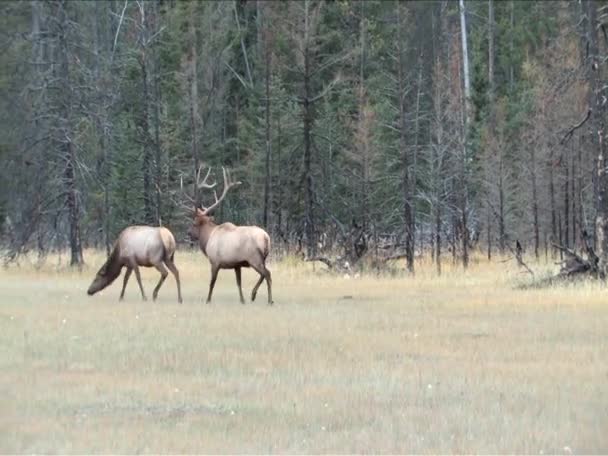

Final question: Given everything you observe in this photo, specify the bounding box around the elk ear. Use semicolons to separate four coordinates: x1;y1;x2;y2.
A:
195;208;205;217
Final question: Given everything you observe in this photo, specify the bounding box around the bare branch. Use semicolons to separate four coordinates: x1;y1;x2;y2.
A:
112;0;128;60
560;108;592;144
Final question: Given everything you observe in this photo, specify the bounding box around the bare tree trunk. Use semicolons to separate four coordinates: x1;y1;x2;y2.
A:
137;1;153;224
435;205;442;275
459;0;470;268
509;0;515;92
410;51;423;268
94;0;113;255
56;0;83;266
549;147;557;255
488;0;494;100
262;6;272;230
571;145;577;247
486;0;494;260
188;8;200;206
397;4;414;273
31;0;47;258
564;153;570;248
303;0;315;257
499;153;506;252
459;0;471;125
152;1;162;226
585;0;607;274
531;148;540;258
276;115;283;239
578;138;584;242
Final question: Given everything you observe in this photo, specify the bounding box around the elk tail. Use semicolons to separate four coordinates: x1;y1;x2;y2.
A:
262;233;271;260
160;227;177;262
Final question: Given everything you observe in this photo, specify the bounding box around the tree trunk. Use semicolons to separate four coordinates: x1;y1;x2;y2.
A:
435;204;442;275
509;0;515;92
531;148;540;258
571;145;577;247
485;0;494;260
138;2;153;224
499;152;506;252
459;0;470;269
57;0;83;266
564;153;570;248
262;7;272;231
398;4;414;273
459;0;471;125
549;147;557;255
188;8;200;206
152;1;162;226
303;0;315;257
585;0;607;274
276;115;283;239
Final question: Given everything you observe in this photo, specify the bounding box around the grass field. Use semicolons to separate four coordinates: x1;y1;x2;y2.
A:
1;250;607;454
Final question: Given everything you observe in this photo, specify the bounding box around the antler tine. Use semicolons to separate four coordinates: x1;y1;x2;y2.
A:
200;166;241;214
223;166;242;188
196;165;217;189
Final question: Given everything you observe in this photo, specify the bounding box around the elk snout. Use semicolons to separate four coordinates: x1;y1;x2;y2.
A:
87;276;103;296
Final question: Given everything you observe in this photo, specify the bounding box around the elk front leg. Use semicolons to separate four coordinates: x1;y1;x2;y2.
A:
206;266;219;304
119;267;132;301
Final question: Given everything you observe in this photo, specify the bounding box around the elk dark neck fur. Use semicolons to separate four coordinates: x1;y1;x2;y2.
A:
198;219;218;255
102;244;124;284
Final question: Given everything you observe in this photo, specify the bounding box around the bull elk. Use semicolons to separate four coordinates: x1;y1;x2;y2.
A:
188;167;273;305
87;226;183;303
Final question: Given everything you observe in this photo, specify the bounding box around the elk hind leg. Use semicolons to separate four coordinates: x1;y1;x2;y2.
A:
119;267;132;301
165;259;182;303
251;262;273;305
132;264;147;301
152;262;168;301
235;267;245;304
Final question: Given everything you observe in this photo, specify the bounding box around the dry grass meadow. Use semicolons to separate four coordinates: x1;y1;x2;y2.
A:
1;249;607;454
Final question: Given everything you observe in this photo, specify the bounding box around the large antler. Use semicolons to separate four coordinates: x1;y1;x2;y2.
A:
200;167;241;214
196;165;217;189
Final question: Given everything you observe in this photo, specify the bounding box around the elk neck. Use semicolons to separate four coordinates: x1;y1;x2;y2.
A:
198;219;218;255
101;245;124;283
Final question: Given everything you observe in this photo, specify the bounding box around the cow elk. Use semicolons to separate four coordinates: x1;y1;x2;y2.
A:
188;167;273;305
87;226;183;303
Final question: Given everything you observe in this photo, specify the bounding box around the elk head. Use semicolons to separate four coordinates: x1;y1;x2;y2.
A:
188;166;241;241
87;253;122;295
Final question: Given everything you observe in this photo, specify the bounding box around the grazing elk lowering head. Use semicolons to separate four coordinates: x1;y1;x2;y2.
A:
188;167;273;305
87;226;182;303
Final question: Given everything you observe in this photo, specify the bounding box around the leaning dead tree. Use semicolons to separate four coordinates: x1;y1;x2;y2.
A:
552;230;602;279
305;216;368;274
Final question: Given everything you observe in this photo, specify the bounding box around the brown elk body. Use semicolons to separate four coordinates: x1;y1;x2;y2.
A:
188;168;273;304
87;226;182;303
